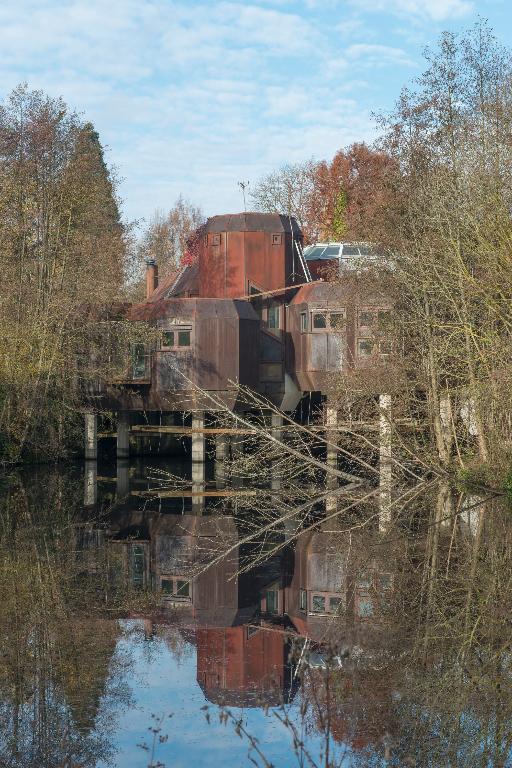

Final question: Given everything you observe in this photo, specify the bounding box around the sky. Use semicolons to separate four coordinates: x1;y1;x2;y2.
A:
0;0;511;227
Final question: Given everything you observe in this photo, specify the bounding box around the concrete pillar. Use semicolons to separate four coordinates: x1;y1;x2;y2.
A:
84;461;97;506
84;412;97;461
379;394;392;532
325;403;338;515
215;432;228;488
117;412;130;460
192;411;205;514
117;459;130;500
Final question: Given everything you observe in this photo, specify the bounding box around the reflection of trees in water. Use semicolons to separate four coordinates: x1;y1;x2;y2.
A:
0;469;140;768
2;467;512;767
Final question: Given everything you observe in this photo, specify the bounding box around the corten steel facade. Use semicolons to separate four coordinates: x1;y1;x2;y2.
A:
95;212;390;413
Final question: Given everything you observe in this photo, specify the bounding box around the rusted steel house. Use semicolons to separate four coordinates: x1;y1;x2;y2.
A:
92;213;389;418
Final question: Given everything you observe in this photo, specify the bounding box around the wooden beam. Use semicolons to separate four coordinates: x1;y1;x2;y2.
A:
237;279;323;301
131;488;257;498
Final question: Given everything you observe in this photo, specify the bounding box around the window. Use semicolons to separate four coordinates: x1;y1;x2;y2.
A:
323;245;341;258
313;313;327;329
211;233;221;246
300;312;308;332
357;598;374;618
378;574;393;590
178;330;191;347
379;339;392;355
131;344;148;379
162;331;174;349
358;339;373;357
311;594;326;613
299;588;307;612
378;310;391;327
176;579;190;598
160;577;191;600
272;233;282;245
341;245;359;256
356;574;372;589
131;545;145;588
359;310;374;326
329;312;345;330
266;589;278;614
268;304;280;329
329;596;343;614
161;327;192;350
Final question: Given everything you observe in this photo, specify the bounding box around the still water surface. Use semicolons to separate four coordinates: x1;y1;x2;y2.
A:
0;460;510;767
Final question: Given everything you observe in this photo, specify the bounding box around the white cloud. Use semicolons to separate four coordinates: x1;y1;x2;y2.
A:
352;0;473;22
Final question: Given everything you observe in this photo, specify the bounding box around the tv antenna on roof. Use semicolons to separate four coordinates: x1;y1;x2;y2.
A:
238;180;250;212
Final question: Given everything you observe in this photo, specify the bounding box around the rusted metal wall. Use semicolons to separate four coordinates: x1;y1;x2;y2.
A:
199;213;303;298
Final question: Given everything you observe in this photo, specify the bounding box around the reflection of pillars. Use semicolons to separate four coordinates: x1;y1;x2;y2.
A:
84;461;97;506
379;394;392;532
84;412;97;460
325;403;338;515
117;412;130;460
117;459;130;500
231;418;244;490
192;411;205;514
215;433;228;489
437;481;453;529
270;412;283;494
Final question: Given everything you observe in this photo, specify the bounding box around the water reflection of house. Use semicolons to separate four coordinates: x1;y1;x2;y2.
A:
258;529;395;645
104;507;296;706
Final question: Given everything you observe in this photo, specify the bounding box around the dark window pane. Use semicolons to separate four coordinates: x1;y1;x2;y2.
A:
176;580;190;597
131;344;147;379
300;588;307;611
330;312;345;329
356;574;372;588
161;579;173;594
313;313;327;329
300;312;308;332
131;545;145;587
358;598;374;618
329;597;343;614
379;574;392;590
311;595;325;613
342;245;359;256
359;311;374;326
323;245;341;258
358;340;372;357
162;331;174;348
266;590;278;614
268;305;280;329
178;330;191;347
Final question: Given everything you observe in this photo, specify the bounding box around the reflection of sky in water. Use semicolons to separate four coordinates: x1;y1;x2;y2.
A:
97;621;351;768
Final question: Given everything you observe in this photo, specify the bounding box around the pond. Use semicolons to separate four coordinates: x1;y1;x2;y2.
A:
0;460;510;767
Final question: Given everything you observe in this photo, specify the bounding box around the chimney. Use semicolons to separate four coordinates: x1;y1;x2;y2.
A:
146;258;158;299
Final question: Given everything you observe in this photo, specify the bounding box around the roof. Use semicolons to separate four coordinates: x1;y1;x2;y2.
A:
304;243;374;261
205;212;301;235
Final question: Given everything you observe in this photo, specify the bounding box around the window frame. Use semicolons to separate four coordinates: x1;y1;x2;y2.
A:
357;338;373;358
161;325;193;350
267;303;280;330
309;308;346;333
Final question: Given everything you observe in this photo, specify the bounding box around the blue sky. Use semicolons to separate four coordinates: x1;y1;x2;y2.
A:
0;0;510;226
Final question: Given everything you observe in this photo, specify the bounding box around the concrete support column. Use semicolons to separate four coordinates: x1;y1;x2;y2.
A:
215;432;228;488
379;394;392;532
116;459;130;500
192;411;205;514
117;412;130;460
84;461;97;506
325;403;338;515
84;412;98;461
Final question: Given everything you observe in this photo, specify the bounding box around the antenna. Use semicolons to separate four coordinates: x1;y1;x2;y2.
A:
238;180;250;212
